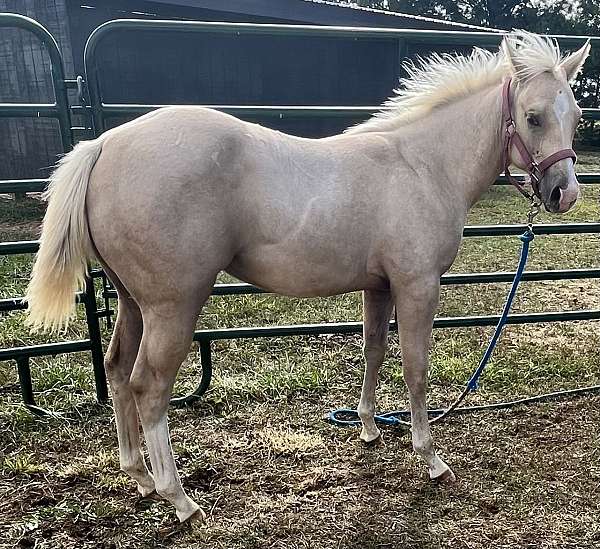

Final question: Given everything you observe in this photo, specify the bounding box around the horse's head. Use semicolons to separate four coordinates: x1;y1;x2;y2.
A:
501;33;590;213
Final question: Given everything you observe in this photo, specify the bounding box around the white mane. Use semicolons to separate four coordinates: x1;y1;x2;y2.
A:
347;30;564;134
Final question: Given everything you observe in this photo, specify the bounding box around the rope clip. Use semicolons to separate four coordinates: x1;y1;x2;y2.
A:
526;199;541;227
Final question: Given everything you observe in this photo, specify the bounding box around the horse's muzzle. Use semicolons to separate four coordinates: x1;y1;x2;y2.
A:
545;177;579;213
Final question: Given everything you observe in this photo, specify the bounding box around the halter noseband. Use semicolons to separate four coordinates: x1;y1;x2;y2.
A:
502;78;577;201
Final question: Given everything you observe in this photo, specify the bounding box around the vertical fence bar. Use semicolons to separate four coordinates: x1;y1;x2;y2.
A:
15;357;51;416
198;339;213;395
83;40;105;136
170;338;213;406
53;62;74;153
101;272;113;329
16;357;35;406
397;38;407;78
83;275;108;402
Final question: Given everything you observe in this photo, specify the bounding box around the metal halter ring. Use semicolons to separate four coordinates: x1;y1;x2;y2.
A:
527;199;542;226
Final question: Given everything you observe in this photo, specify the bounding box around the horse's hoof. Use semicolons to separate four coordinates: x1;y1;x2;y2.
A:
432;468;456;484
178;506;206;524
362;434;384;447
359;428;383;446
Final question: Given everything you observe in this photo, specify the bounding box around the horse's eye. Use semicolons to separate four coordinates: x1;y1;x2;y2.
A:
527;114;541;127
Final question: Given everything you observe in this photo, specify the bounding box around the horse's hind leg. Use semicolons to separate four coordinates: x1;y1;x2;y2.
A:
129;288;213;523
104;286;155;497
394;277;455;482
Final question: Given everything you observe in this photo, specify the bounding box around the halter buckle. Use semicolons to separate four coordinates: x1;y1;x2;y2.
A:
529;161;542;184
505;120;516;137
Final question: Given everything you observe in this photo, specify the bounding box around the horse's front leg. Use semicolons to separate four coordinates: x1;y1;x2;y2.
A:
394;277;455;482
358;289;394;443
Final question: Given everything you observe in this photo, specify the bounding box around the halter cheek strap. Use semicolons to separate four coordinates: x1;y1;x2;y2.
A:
502;78;577;201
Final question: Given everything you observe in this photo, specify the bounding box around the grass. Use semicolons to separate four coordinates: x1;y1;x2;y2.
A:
0;151;600;548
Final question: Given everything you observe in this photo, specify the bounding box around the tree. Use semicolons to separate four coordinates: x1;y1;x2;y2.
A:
339;1;582;32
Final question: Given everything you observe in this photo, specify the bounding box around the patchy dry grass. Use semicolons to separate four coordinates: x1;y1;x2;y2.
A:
0;151;599;548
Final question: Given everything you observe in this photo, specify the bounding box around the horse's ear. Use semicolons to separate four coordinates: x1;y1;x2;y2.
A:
560;40;591;82
501;35;527;81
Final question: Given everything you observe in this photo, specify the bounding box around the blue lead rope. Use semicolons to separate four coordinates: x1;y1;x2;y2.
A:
467;228;534;391
327;227;534;428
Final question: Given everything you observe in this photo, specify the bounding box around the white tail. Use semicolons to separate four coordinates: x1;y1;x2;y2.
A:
26;138;105;332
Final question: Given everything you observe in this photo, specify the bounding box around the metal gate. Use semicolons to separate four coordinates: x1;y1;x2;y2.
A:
0;14;108;414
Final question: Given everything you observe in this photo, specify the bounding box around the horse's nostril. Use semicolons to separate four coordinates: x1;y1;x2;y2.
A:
550;185;561;206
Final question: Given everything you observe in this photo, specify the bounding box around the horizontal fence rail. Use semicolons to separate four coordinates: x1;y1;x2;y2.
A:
1;14;600;413
192;310;600;344
0;340;92;361
0;179;48;194
68;103;600;121
4;174;600;198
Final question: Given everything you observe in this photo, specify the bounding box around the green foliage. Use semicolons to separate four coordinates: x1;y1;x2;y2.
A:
347;0;595;32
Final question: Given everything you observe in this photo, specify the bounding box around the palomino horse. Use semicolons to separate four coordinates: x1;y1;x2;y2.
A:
26;31;590;522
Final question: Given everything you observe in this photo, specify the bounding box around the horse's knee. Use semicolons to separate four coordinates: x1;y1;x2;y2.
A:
129;364;168;396
363;342;387;363
128;368;146;397
403;368;427;395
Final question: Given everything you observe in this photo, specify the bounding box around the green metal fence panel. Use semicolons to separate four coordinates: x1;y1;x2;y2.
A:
82;20;599;134
0;14;72;152
0;12;107;412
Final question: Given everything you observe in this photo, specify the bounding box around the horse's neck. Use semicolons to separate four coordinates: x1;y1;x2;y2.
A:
393;83;505;208
450;85;505;206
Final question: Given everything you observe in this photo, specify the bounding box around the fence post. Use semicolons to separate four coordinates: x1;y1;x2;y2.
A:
170;339;213;406
16;357;35;407
83;273;108;402
15;357;53;416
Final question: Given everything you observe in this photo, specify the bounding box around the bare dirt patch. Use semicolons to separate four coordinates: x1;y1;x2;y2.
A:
1;390;600;549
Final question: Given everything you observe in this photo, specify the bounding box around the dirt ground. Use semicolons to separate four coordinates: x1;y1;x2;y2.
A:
1;387;600;549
